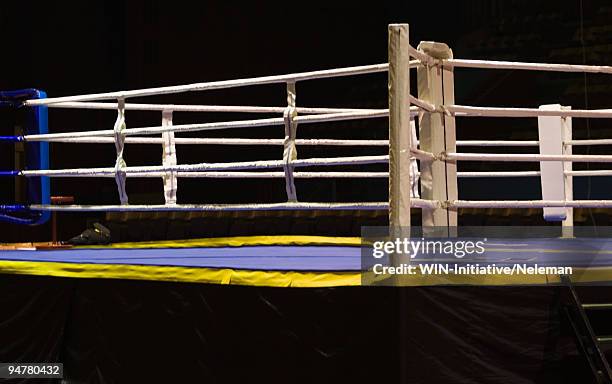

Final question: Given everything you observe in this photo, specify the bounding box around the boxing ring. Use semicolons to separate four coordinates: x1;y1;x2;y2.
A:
1;234;612;286
5;24;612;383
3;23;612;287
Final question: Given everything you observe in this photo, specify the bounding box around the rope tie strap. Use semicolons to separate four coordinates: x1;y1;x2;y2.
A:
161;110;178;204
283;81;298;202
408;44;437;67
436;105;453;116
113;98;129;205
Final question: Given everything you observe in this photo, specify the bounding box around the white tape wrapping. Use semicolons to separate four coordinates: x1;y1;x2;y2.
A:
410;119;420;198
283;82;298;202
113;99;129;205
162;111;178;204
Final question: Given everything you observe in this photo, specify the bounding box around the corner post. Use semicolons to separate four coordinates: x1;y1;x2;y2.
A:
388;24;412;230
417;42;457;227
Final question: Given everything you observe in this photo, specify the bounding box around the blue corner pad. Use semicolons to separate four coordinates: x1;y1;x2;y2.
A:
0;89;50;225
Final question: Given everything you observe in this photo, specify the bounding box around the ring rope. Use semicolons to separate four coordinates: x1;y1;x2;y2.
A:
19;155;391;177
45;102;389;115
23;110;391;142
26;198;440;212
23;57;612;108
33;171;389;179
42;137;391;146
444;152;612;163
447;105;612;118
449;200;612;209
24;63;395;106
14;50;612;215
442;58;612;74
43;138;612;148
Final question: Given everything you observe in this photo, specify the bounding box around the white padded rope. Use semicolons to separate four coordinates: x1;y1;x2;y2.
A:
46;102;388;115
445;152;612;163
24;110;391;142
44;137;552;147
443;58;612;74
47;137;391;146
29;198;436;212
450;200;612;209
29;202;388;211
566;139;612;146
457;171;541;178
113;99;128;205
447;105;612;118
24;61;423;106
20;155;390;177
565;170;612;177
456;140;539;147
161;110;177;205
17;171;390;178
25;64;392;106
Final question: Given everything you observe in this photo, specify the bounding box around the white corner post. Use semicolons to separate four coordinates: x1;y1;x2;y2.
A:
416;41;457;227
162;110;178;205
538;104;574;236
538;104;571;227
388;24;411;230
283;81;298;202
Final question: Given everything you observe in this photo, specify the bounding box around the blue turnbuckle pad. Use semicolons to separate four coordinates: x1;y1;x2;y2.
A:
0;89;49;225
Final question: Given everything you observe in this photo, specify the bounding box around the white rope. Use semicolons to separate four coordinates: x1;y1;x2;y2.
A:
45;137;550;147
566;139;612;146
448;105;612;118
565;170;612;177
24;61;423;106
443;58;612;74
24;110;390;142
29;202;389;211
445;152;612;163
457;171;541;178
20;155;390;177
113;99;128;205
450;200;612;209
42;171;388;178
45;102;388;115
456;140;539;147
46;137;391;146
43;170;612;179
28;198;436;212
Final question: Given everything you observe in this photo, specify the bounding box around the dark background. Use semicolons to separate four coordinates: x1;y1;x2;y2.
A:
2;0;612;242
